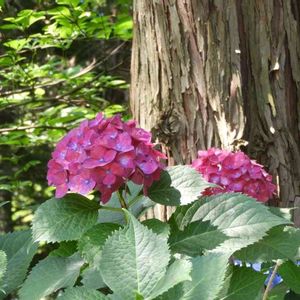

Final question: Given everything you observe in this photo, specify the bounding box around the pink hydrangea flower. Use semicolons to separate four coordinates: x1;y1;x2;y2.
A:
47;113;166;203
192;148;276;202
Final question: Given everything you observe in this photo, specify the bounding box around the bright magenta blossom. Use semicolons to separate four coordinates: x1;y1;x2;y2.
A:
192;148;276;202
47;113;165;203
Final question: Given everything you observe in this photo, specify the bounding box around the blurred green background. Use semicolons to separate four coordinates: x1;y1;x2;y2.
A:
0;0;132;233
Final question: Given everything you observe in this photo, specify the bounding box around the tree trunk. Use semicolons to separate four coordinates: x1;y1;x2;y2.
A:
130;0;300;222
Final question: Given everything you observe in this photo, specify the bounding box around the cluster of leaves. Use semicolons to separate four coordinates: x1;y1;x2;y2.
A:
0;166;299;299
0;0;132;230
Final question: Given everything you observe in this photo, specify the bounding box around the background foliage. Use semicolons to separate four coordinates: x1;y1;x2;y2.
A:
0;0;132;233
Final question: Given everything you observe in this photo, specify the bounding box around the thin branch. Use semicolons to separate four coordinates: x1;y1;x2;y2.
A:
0;125;68;133
0;42;126;98
0;58;126;111
262;260;281;300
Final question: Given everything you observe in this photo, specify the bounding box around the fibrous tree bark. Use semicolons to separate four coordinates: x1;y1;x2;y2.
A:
130;0;300;222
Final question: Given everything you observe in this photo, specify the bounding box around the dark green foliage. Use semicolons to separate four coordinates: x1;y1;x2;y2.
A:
0;0;131;232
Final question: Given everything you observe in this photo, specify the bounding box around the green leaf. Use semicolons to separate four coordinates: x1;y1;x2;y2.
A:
99;182;154;224
81;266;106;289
154;284;184;300
235;226;300;262
147;259;191;299
142;219;170;239
4;38;27;51
168;202;202;231
32;194;99;242
19;253;84;300
78;223;121;265
278;261;300;294
58;286;107;300
50;241;78;257
268;207;293;221
191;193;290;253
100;211;170;299
169;220;228;256
267;283;289;300
56;0;80;6
0;251;6;284
219;266;266;300
0;230;38;297
148;165;213;206
181;253;229;300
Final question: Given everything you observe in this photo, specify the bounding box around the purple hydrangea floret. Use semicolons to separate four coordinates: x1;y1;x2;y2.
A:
47;113;165;203
192;148;276;202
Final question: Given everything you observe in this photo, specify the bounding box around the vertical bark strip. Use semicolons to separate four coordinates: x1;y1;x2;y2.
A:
131;0;300;222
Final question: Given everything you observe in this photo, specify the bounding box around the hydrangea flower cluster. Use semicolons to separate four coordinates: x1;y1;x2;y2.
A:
192;148;276;202
47;113;165;203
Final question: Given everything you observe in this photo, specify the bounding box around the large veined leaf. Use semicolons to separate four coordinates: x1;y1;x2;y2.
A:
147;259;192;299
154;284;184;300
50;241;78;257
0;230;38;298
100;211;171;299
81;266;106;289
32;194;99;242
0;251;6;284
235;226;300;262
190;193;290;253
142;219;170;239
219;266;266;300
169;220;228;256
19;253;84;300
148;165;213;206
58;286;107;300
181;253;229;300
278;261;300;294
168;202;202;231
78;223;121;265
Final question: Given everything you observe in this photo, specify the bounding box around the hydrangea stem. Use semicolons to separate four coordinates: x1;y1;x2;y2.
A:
262;260;281;300
117;190;128;209
99;205;123;213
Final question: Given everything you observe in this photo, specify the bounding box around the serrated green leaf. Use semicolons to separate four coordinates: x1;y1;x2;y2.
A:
81;266;106;289
235;226;300;262
78;223;121;265
147;259;191;299
148;165;213;206
142;219;170;239
0;230;38;297
0;251;6;284
58;286;107;300
100;211;170;299
169;220;228;256
19;253;84;300
181;253;229;300
32;194;99;242
169;202;202;231
191;193;290;253
50;241;77;257
219;266;266;300
154;284;184;300
278;261;300;294
268;207;293;221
